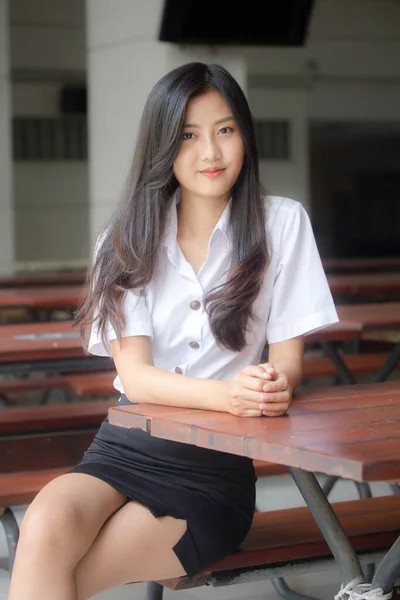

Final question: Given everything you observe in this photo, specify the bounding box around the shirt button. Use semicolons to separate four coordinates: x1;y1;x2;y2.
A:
190;300;201;310
174;367;183;374
189;341;200;349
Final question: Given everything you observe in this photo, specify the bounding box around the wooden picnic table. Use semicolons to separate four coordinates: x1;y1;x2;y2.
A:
0;321;112;375
0;285;85;310
323;257;400;273
328;272;400;298
109;380;400;597
312;303;400;386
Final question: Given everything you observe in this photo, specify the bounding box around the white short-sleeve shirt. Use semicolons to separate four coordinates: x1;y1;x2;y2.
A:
89;194;339;393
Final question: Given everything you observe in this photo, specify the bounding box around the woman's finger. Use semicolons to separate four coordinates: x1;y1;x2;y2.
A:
262;390;290;404
243;408;263;418
238;374;266;393
263;409;288;418
261;402;290;414
243;365;270;380
263;376;288;393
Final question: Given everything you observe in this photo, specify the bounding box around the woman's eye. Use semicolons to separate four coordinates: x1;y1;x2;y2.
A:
182;132;195;140
218;126;234;135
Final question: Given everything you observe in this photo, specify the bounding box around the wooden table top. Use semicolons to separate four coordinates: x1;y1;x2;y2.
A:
323;257;400;273
0;321;85;363
328;273;400;295
0;285;85;309
109;381;400;482
0;270;87;288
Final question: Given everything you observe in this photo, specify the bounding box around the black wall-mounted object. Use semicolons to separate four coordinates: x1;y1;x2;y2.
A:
158;0;315;46
59;85;87;115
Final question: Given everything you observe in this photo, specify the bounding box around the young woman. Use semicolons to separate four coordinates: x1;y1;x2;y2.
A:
8;62;338;600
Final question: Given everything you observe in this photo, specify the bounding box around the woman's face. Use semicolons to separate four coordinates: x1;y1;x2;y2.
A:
173;90;245;201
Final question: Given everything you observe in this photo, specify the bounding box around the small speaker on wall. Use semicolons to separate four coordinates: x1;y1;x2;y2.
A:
59;85;87;115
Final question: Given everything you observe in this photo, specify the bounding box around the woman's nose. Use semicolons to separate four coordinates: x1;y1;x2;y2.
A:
199;136;221;162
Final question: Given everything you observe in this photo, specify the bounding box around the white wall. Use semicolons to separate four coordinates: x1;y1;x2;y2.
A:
14;163;89;264
0;0;14;274
248;89;310;209
10;0;88;267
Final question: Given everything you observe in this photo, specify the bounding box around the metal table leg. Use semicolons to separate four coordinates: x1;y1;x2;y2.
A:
371;536;400;595
290;468;400;599
0;507;19;572
321;342;357;385
323;475;339;496
289;467;364;586
146;581;164;600
371;344;400;383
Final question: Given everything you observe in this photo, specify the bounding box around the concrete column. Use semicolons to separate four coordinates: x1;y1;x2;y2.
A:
85;0;248;249
0;0;14;274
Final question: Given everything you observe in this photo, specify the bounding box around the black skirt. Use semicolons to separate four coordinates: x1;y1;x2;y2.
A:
68;395;257;577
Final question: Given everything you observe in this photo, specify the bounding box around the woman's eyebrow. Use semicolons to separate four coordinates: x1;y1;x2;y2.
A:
183;115;235;128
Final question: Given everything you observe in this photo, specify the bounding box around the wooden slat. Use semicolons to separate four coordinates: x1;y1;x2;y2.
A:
295;380;400;401
0;286;84;309
0;400;114;434
0;271;86;288
0;430;96;472
303;352;395;378
323;257;400;273
65;371;117;396
252;460;287;477
337;302;400;330
0;321;85;363
328;273;400;295
0;375;68;394
0;467;69;505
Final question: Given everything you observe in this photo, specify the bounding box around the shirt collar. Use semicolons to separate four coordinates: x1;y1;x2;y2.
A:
163;188;232;250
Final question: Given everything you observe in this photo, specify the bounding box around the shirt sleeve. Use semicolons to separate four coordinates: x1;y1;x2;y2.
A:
88;288;153;356
266;200;338;344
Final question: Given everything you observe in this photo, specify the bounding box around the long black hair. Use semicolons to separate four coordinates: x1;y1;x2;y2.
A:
76;62;269;352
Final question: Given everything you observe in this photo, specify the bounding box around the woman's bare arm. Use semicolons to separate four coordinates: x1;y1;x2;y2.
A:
267;336;304;393
109;336;272;416
110;336;230;412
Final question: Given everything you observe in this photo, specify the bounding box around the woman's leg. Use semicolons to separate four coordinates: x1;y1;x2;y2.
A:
7;473;128;600
74;500;187;600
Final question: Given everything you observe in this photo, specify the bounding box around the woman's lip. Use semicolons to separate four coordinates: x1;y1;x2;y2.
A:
200;168;225;178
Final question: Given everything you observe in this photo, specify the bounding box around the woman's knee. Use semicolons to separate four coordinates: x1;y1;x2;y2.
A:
20;492;89;560
18;473;127;564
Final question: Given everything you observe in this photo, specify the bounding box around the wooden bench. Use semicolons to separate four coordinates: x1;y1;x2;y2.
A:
0;400;114;472
155;494;400;593
2;470;399;596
